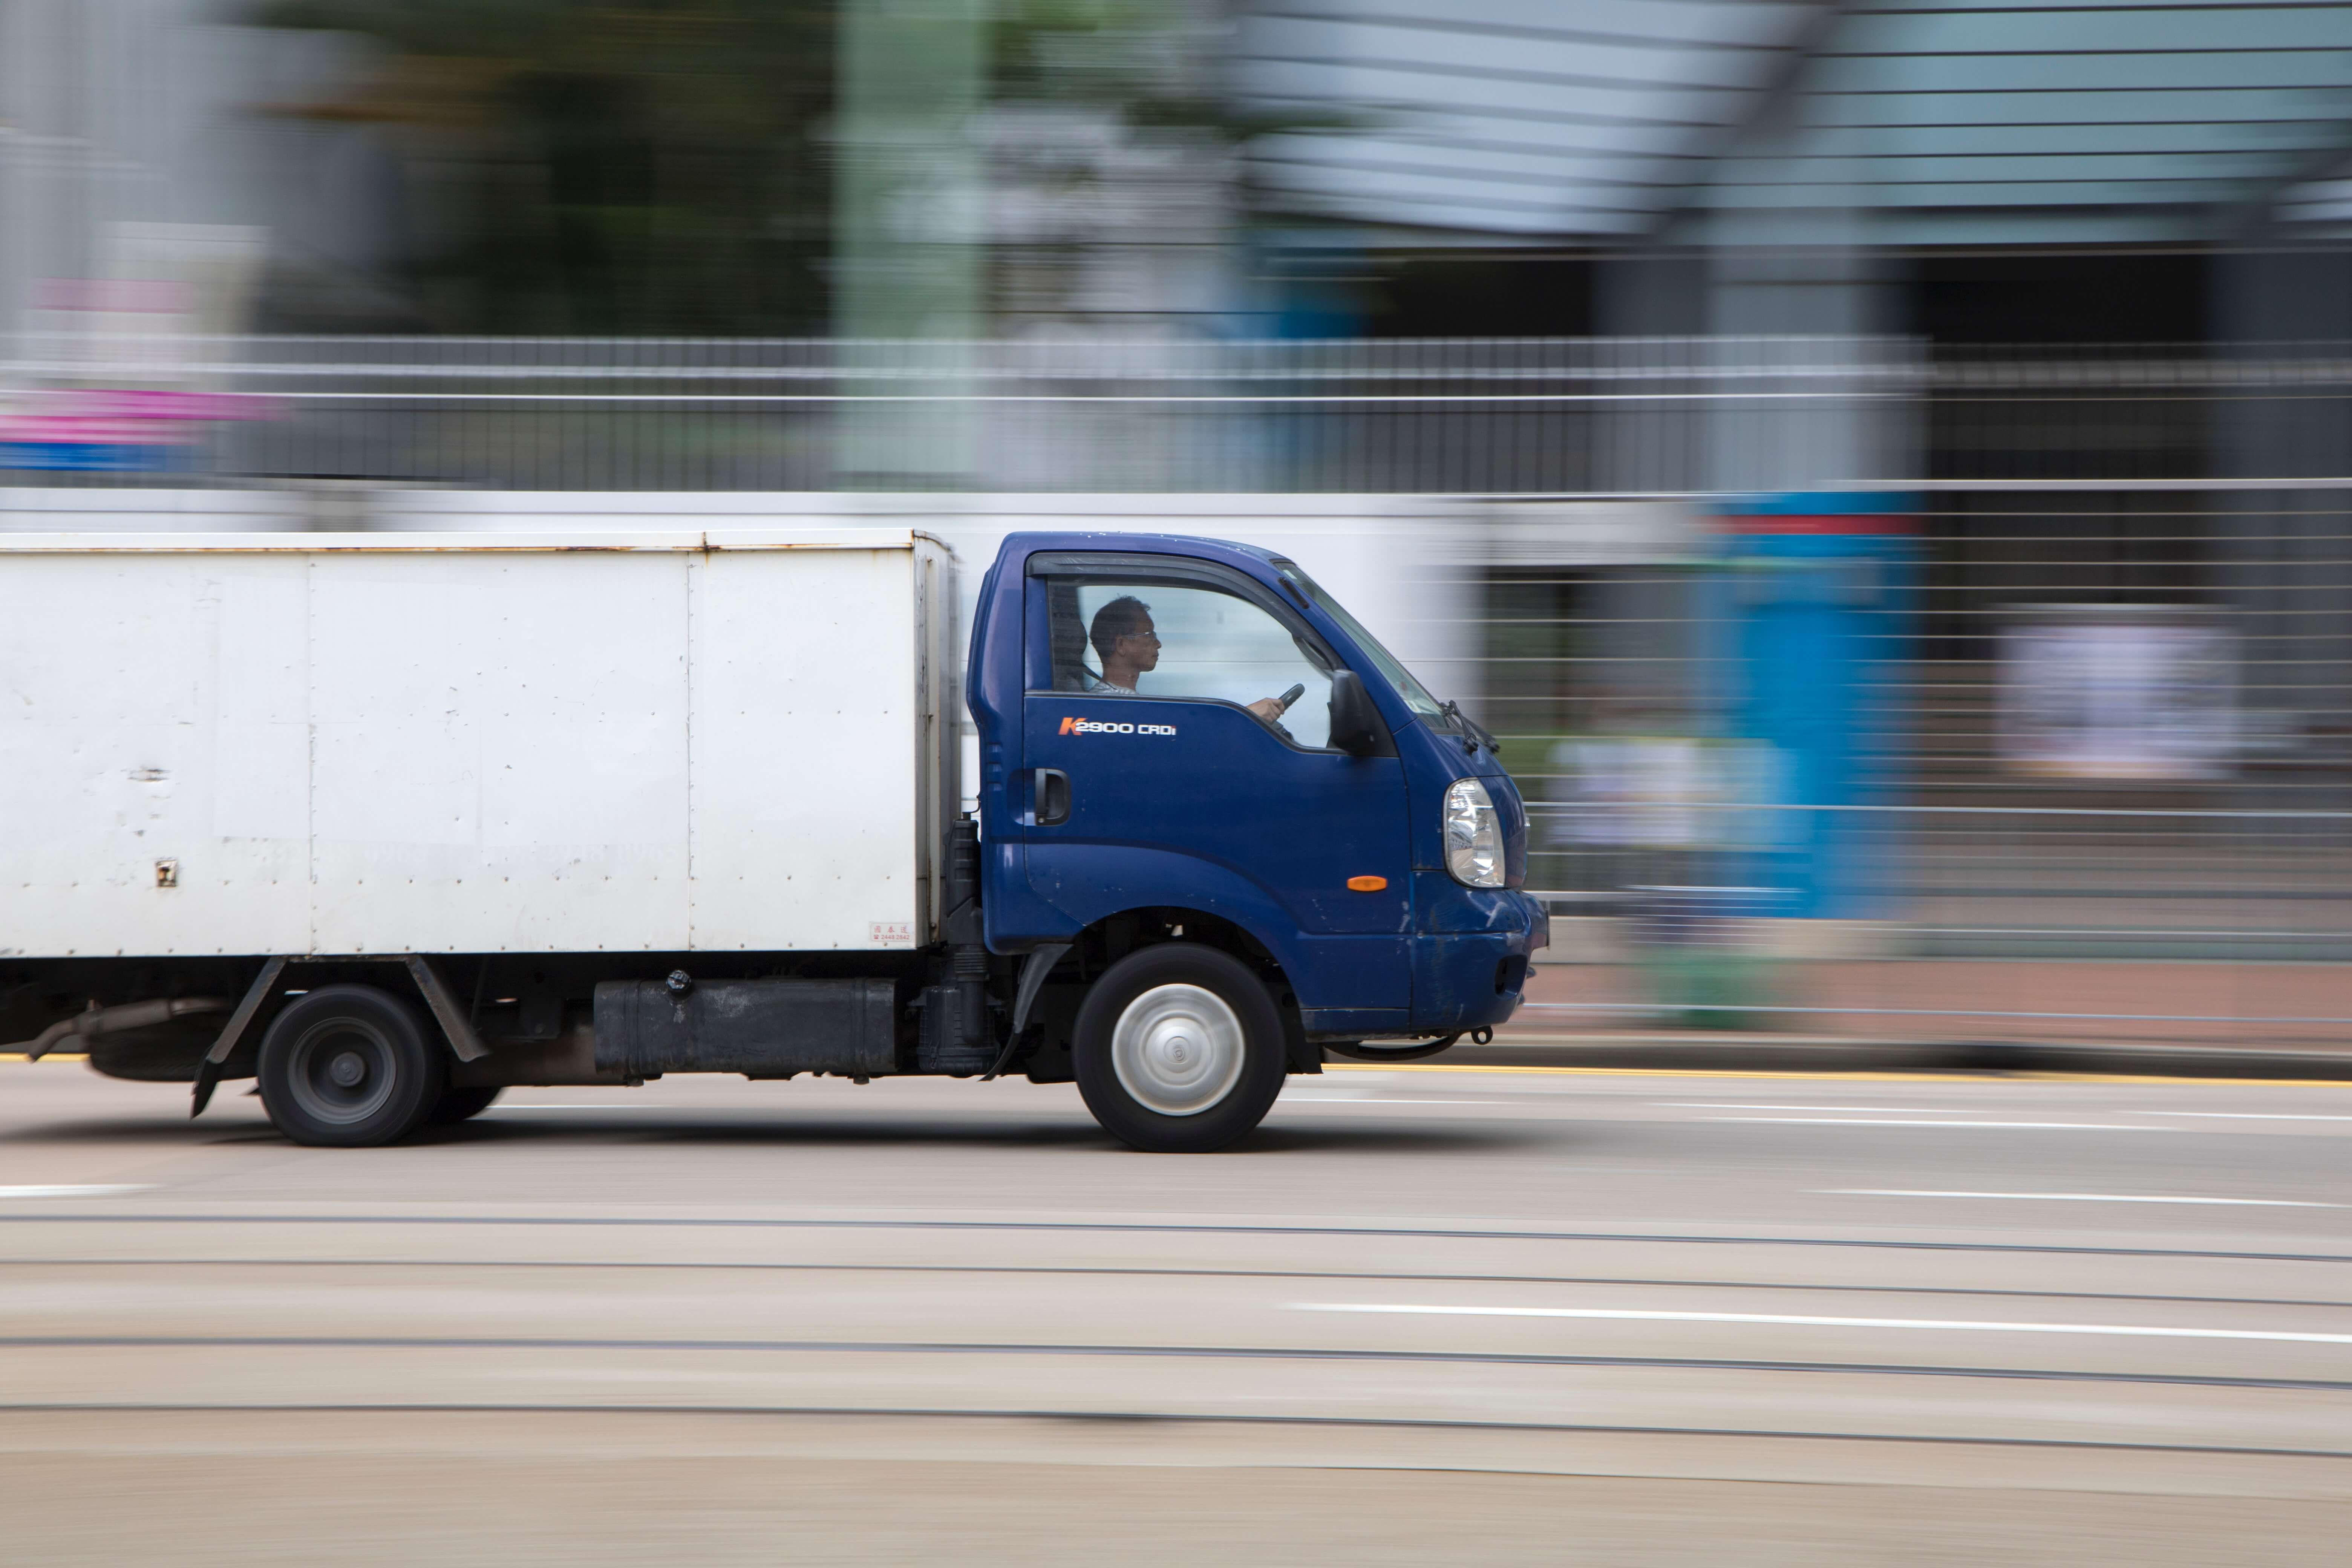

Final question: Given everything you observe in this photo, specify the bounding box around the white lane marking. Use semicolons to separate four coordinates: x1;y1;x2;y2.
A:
1826;1189;2342;1208
1662;1103;1962;1113
1705;1117;2164;1130
1292;1303;2352;1346
1282;1096;1511;1106
0;1185;151;1199
2148;1112;2352;1122
501;1104;671;1110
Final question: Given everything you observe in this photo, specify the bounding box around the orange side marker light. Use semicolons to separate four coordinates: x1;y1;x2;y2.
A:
1346;875;1388;892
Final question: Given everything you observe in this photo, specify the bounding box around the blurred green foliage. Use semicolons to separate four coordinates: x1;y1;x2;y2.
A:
251;2;1343;334
253;0;836;334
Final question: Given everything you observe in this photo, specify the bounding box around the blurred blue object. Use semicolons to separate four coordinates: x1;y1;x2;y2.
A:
1710;492;1920;920
0;443;183;473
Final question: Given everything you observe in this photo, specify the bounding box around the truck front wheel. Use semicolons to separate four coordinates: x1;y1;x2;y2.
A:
1073;945;1285;1153
257;985;447;1148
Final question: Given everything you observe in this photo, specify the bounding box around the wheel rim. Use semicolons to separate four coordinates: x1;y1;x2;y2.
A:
284;1017;399;1126
1111;982;1245;1117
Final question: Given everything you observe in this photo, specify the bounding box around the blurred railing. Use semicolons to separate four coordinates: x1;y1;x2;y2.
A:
0;333;1919;492
1494;472;2352;1042
12;333;2352;491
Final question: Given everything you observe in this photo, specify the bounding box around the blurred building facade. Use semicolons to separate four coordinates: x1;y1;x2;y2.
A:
8;2;2349;345
1234;1;2352;341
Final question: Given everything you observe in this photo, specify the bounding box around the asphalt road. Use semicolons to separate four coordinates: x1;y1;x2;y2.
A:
2;1058;2349;1563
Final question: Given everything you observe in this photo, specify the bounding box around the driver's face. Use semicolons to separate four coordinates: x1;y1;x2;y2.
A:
1119;616;1161;673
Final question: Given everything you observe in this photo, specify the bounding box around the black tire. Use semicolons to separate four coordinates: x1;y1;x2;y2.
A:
1073;944;1286;1153
424;1084;503;1125
256;985;447;1148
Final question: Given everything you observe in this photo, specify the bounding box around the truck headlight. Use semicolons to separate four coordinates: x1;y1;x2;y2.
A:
1442;777;1504;888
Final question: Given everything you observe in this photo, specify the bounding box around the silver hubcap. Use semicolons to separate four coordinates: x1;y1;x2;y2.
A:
1112;983;1245;1116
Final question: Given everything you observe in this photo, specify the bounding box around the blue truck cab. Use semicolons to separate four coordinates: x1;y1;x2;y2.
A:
956;532;1547;1150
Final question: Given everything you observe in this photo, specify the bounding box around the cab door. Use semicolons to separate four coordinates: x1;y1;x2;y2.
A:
1018;555;1412;1008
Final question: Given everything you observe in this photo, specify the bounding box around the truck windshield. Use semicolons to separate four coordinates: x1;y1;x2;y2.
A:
1270;559;1445;721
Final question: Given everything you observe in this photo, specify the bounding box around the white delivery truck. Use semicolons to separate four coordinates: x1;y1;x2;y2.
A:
0;527;1543;1151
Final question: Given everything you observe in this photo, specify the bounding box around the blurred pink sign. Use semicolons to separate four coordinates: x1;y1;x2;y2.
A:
0;387;277;452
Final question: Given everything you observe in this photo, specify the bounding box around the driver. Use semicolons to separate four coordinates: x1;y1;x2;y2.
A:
1086;595;1288;722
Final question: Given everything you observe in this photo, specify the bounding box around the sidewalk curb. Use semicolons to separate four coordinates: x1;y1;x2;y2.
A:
1442;1037;2352;1080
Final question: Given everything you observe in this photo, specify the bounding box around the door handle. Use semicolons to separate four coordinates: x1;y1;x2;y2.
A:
1034;767;1072;826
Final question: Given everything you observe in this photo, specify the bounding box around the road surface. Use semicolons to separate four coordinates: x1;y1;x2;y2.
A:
1;1058;2347;1562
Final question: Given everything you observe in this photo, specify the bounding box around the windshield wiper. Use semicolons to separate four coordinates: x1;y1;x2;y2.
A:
1438;700;1501;756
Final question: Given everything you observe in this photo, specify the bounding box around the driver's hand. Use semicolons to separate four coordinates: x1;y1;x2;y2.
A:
1246;698;1285;721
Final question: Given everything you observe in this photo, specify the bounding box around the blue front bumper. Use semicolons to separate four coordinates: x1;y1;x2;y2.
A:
1406;885;1549;1033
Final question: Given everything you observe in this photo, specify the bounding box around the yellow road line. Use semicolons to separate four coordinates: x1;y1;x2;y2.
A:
1322;1061;2352;1088
1324;1062;1980;1082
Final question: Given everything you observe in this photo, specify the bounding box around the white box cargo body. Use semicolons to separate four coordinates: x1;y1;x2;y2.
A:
0;530;959;960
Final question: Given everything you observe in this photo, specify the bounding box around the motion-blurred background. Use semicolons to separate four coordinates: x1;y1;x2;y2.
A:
5;0;2349;1051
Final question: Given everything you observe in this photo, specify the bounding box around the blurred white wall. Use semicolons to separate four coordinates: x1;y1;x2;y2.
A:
0;0;397;342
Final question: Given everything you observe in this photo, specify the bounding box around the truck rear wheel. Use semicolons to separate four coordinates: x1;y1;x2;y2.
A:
1073;945;1285;1153
257;985;446;1148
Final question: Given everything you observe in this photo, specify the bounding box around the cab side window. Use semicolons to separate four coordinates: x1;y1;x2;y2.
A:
1041;575;1337;749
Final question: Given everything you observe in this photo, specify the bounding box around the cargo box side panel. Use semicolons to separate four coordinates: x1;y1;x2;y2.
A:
0;554;312;958
690;548;920;950
309;552;692;953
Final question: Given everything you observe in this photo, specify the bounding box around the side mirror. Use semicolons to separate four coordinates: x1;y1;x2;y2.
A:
1328;670;1383;757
